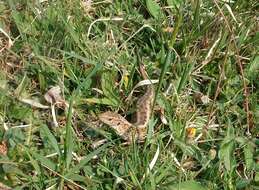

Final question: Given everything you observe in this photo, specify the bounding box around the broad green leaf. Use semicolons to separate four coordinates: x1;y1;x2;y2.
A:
236;179;252;189
8;104;32;121
218;126;236;172
246;56;259;80
14;74;28;97
244;141;255;171
101;72;116;96
154;50;174;110
146;117;158;143
219;141;235;171
31;151;57;171
177;62;194;93
101;72;120;106
167;0;182;8
146;0;163;19
235;137;246;145
74;62;102;96
67;174;87;182
174;139;196;155
64;97;74;169
155;161;173;184
38;72;46;92
164;180;207;190
25;149;42;176
40;125;61;156
174;139;202;161
2;163;29;178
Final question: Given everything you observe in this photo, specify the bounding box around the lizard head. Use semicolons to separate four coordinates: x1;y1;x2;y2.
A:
99;111;120;126
98;111;132;127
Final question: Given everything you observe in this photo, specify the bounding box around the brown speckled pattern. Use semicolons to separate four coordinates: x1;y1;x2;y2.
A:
99;111;133;140
135;87;154;127
98;86;154;142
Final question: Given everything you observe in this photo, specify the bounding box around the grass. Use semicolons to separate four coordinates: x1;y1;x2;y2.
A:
0;0;258;189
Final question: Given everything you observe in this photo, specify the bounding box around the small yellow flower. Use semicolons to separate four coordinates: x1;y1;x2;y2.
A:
123;73;129;89
186;127;196;139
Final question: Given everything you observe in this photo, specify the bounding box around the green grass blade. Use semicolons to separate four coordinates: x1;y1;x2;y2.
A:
65;143;110;176
25;150;42;176
169;7;183;48
146;0;163;19
58;49;96;65
177;61;194;93
153;50;174;111
31;151;57;171
64;97;74;170
163;180;207;190
74;62;102;97
62;18;92;57
40;125;61;156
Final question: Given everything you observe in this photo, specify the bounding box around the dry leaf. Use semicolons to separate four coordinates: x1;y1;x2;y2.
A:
182;159;196;169
19;98;49;109
91;139;107;149
0;141;8;156
162;27;174;33
200;95;210;104
44;86;64;105
44;86;69;128
209;148;217;160
0;27;13;53
126;79;158;102
81;0;92;12
159;108;168;125
0;182;11;190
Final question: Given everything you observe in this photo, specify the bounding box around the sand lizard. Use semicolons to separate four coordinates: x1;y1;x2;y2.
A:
99;68;154;142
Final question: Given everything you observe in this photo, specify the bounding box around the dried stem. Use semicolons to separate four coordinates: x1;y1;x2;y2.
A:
213;0;253;133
